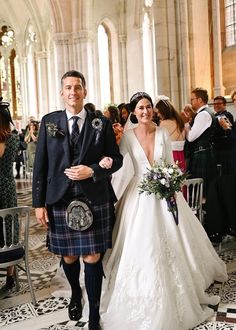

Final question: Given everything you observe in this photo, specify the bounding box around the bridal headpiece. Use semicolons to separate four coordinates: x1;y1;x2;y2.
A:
129;92;153;112
155;95;170;107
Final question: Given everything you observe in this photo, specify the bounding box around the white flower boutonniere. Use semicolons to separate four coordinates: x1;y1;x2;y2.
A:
46;122;65;137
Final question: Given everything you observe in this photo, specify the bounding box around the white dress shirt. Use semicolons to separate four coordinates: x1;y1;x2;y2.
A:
185;106;212;142
66;108;87;134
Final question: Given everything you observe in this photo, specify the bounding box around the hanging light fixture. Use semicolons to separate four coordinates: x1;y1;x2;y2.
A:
0;25;15;48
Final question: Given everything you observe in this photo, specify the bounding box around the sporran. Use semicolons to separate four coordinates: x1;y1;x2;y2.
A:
66;200;93;231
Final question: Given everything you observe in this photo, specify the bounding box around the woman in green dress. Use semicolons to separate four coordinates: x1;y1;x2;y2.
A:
0;98;19;294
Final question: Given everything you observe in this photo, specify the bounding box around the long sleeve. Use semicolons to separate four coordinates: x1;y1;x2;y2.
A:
111;133;134;200
186;111;212;142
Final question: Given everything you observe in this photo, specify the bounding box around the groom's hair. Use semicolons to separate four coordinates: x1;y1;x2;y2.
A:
61;70;86;88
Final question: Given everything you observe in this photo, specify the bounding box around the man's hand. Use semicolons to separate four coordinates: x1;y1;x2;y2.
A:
64;165;93;181
35;207;49;229
219;117;232;130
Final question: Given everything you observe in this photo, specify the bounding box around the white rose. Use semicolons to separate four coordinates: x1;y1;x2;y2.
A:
168;168;174;174
160;178;166;185
162;168;168;174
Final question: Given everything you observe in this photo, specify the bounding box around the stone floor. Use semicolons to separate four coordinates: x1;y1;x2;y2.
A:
1;176;236;329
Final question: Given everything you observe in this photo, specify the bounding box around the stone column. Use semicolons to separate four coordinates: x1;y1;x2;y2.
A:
175;0;191;108
73;30;96;104
119;34;128;102
53;33;73;109
9;49;17;118
35;51;49;118
212;0;225;96
19;56;29;123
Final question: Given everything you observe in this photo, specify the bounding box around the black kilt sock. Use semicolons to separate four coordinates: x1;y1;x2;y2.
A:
84;259;104;325
61;257;82;302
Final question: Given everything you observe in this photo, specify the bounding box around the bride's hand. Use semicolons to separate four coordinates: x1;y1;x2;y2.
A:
99;156;113;169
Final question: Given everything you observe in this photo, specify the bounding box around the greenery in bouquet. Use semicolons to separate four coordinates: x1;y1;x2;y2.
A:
138;161;188;199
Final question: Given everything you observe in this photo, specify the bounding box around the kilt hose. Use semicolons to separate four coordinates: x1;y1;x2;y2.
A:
46;200;115;256
188;147;217;197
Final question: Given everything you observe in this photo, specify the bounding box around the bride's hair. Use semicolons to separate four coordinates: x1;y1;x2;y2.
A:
128;92;153;112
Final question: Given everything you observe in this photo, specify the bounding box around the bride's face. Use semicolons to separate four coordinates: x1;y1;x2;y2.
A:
134;98;153;124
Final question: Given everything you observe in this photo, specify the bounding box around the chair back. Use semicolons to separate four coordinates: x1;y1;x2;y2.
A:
0;206;30;264
182;178;204;223
0;206;36;304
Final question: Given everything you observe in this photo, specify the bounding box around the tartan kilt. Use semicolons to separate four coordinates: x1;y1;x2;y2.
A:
188;148;217;196
46;201;115;256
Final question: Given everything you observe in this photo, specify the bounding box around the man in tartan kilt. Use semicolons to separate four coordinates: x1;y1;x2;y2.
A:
32;70;123;330
185;87;217;199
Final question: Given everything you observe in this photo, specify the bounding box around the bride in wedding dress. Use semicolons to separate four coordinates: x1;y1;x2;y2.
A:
100;92;228;330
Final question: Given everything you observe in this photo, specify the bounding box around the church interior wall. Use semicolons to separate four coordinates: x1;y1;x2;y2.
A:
0;0;235;122
222;47;236;95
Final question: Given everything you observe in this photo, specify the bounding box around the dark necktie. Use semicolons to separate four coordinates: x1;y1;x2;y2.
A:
70;116;80;145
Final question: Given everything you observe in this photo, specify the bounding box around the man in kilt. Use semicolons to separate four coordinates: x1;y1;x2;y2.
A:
185;87;217;199
32;70;123;330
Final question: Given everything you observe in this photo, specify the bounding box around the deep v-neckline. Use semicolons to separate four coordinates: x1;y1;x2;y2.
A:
132;128;157;166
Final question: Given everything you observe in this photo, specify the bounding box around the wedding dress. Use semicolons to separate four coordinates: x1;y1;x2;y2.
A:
101;127;228;330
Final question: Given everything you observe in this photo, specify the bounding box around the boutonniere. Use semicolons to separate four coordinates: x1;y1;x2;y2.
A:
92;118;103;144
92;118;103;131
46;122;65;137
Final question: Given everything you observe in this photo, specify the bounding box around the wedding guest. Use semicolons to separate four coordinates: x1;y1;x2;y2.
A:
155;95;186;172
84;102;96;113
181;103;195;124
104;105;123;144
100;92;227;330
118;103;130;127
24;120;39;169
212;96;234;175
185;87;217;198
0;98;19;297
12;120;27;179
206;91;236;242
32;70;123;330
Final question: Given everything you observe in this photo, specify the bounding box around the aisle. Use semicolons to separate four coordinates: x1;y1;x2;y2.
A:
0;178;236;329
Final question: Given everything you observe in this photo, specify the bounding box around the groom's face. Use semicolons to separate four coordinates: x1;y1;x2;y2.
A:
60;76;87;114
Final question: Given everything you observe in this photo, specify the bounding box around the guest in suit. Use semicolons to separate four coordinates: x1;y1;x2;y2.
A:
212;95;234;175
206;91;236;242
32;70;123;330
185;88;217;199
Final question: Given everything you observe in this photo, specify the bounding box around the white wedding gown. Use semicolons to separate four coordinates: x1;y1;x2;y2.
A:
101;127;228;330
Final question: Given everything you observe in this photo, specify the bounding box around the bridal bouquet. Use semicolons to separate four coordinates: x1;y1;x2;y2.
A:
138;161;188;225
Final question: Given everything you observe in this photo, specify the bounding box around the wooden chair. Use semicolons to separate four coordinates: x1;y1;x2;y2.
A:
0;206;36;304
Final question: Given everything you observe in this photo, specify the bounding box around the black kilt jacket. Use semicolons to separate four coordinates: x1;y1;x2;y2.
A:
32;109;123;208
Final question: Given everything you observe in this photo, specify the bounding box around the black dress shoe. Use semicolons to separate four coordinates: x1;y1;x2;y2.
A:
68;300;82;321
88;322;101;330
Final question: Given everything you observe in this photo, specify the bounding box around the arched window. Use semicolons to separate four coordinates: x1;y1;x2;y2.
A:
0;24;21;118
97;24;112;107
225;0;236;47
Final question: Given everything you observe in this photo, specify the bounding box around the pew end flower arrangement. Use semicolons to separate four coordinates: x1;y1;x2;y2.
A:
138;161;188;225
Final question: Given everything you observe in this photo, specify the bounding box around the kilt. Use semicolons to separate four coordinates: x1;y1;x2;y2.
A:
188;147;217;197
46;200;115;256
